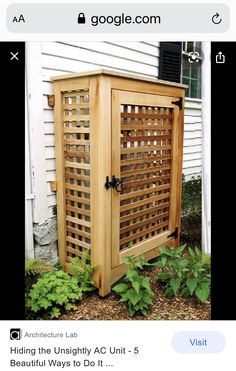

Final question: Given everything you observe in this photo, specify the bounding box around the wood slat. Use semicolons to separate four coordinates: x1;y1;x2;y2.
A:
121;124;172;131
121;204;170;223
121;154;171;166
64;150;90;158
65;161;90;169
65;194;90;205
120;193;170;212
64;115;90;121
66;236;91;249
66;247;84;258
64;127;90;134
66;204;90;217
121;135;172;142
120;221;169;246
121;164;171;177
120;183;170;201
120;211;169;234
66;225;91;239
63;91;89;98
121;144;171;154
121;112;173;120
64;139;90;145
63;103;89;109
122;174;170;189
66;215;91;227
65;171;90;182
65;183;90;193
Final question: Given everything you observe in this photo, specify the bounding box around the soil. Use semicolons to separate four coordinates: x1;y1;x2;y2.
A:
60;266;210;321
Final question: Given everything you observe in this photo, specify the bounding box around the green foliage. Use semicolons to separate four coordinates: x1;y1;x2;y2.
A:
25;258;55;293
27;270;82;319
113;255;154;316
181;175;202;247
69;250;95;292
25;258;54;277
157;246;210;303
182;175;201;217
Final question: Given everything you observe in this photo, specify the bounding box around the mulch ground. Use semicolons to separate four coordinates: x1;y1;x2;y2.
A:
60;266;210;320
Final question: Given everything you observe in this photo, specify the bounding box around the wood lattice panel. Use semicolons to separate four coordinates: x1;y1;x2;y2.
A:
62;89;91;262
119;104;173;251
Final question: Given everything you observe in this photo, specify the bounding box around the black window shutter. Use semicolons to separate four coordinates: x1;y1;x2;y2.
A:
159;42;182;83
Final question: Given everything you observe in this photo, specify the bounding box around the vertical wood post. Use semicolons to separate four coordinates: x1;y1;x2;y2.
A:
54;81;66;268
90;76;112;296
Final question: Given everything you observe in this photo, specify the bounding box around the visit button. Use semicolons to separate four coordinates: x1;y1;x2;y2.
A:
172;331;225;353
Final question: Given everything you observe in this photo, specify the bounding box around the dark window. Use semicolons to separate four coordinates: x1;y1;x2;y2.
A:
159;42;182;83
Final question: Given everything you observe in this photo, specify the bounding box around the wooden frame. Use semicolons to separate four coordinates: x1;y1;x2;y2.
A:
52;70;186;296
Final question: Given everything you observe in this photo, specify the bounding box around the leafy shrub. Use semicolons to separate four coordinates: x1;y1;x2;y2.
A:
113;255;154;316
181;175;202;247
155;245;189;297
182;175;201;217
182;247;211;303
27;270;82;319
69;250;95;292
25;258;55;277
156;245;211;303
25;258;55;292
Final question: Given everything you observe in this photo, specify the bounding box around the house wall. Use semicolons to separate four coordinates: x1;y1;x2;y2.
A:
26;41;203;259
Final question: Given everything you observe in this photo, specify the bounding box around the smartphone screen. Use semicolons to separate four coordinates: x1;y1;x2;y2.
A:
0;1;235;370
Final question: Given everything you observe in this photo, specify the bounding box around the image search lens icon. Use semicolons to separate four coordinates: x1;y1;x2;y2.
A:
10;329;22;340
188;52;200;63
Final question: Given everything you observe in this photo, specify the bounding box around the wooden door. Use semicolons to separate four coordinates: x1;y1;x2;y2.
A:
111;90;181;268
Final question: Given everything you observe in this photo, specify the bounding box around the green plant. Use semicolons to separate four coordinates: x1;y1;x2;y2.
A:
155;245;188;297
25;258;55;292
156;246;211;303
69;250;95;292
113;255;154;316
27;270;82;319
181;247;211;303
182;175;201;217
25;258;55;277
181;175;202;247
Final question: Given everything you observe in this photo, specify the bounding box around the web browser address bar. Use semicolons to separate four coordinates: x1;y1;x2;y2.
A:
7;3;229;33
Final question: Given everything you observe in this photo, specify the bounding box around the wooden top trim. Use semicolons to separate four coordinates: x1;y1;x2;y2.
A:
51;69;187;89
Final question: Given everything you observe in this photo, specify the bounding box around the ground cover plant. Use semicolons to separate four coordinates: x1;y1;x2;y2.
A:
113;255;154;316
156;245;211;303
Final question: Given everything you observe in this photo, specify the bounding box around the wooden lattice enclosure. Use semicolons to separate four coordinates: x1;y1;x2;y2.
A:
52;70;186;296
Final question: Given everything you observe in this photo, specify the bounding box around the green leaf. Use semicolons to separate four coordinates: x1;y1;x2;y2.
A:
132;281;140;294
181;287;191;298
188;247;195;258
50;307;61;319
141;277;151;290
142;295;153;305
195;283;210;303
113;283;129;293
159;246;172;256
170;278;181;294
158;272;170;281
186;278;198;295
165;287;174;298
175;245;186;255
127;289;142;306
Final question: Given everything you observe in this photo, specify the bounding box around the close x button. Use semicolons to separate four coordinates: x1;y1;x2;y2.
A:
10;51;19;61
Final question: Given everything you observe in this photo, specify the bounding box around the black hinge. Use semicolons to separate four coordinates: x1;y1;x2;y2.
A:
171;97;183;110
168;227;178;239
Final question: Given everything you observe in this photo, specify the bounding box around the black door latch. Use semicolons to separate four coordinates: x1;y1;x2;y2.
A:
105;175;122;193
